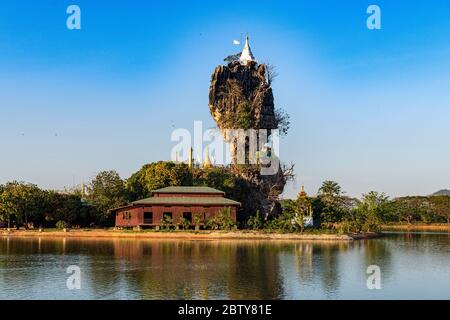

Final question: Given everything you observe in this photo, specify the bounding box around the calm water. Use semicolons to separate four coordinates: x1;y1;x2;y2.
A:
0;233;449;300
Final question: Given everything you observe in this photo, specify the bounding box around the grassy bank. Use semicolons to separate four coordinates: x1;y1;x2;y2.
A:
381;223;450;232
0;228;381;241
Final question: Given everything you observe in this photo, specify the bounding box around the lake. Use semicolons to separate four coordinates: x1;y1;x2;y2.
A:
0;232;449;300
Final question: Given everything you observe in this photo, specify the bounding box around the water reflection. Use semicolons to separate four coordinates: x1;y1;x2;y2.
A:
0;233;449;300
108;240;285;299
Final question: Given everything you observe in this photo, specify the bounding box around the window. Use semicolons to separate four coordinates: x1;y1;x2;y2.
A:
122;211;132;220
183;212;192;223
163;212;172;220
144;212;153;224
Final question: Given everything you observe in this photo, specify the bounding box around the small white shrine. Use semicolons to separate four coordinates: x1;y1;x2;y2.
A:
239;35;256;65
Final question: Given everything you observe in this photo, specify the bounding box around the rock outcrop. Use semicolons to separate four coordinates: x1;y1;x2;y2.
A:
209;61;278;134
208;61;290;218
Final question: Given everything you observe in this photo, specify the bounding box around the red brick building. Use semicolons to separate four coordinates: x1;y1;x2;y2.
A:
111;186;240;228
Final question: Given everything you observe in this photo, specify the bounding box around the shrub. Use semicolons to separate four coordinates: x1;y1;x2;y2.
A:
336;220;353;235
205;207;236;231
206;215;221;230
265;214;295;233
193;213;202;226
247;210;264;230
55;220;67;230
160;215;173;231
179;217;191;230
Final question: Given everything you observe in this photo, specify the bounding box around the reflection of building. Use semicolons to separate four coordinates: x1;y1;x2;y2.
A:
111;186;240;228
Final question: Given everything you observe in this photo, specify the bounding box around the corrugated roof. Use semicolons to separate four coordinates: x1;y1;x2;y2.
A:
151;186;225;194
132;196;240;206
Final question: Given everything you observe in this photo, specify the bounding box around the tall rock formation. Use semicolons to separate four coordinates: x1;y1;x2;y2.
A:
207;38;291;218
209;61;278;134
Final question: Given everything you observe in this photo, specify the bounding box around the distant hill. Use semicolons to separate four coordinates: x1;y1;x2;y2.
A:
432;189;450;196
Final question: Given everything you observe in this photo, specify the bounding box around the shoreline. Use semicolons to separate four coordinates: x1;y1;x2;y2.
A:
0;229;381;241
381;224;450;232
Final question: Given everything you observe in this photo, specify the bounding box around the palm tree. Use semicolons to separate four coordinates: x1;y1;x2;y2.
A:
318;181;342;197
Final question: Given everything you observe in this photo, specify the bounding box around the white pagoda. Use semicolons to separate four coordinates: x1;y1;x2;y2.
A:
239;35;256;65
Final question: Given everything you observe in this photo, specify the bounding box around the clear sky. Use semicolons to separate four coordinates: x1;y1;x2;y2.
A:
1;0;450;198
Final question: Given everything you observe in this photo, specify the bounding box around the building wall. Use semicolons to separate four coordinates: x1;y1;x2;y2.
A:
115;205;237;227
115;207;143;227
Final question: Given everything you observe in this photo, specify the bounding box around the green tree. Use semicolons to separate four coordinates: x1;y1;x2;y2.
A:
319;180;342;196
193;167;245;204
265;199;296;232
355;191;389;232
127;162;192;200
88;170;127;224
0;182;46;229
223;52;241;64
316;181;349;225
429;195;450;223
293;196;313;232
47;192;91;227
391;196;430;224
274;108;290;136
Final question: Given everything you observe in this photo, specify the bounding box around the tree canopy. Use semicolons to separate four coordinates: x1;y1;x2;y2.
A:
126;161;193;200
1;166;449;231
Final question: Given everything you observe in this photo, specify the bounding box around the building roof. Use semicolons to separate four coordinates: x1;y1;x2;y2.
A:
108;186;240;213
132;196;240;206
151;186;225;194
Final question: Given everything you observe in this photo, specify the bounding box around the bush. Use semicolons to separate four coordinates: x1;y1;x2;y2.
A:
193;213;202;226
361;217;381;233
247;210;264;229
206;215;221;230
336;220;356;234
205;207;236;231
160;215;173;231
265;214;295;233
55;220;67;230
179;217;191;230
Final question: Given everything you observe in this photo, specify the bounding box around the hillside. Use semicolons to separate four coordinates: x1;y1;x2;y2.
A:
432;189;450;196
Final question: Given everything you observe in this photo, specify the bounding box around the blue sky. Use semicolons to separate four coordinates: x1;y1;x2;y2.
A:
1;0;450;198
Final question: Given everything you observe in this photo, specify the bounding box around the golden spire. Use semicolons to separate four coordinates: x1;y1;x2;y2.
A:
188;146;193;168
299;185;307;198
203;146;212;169
81;179;86;197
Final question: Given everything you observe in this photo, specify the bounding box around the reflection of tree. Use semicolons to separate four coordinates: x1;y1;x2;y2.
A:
0;237;400;300
362;239;392;272
1;237;121;299
113;240;284;300
292;243;314;281
314;243;345;296
226;242;283;299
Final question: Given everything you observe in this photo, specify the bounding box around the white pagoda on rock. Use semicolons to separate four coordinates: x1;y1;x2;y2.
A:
239;35;256;66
